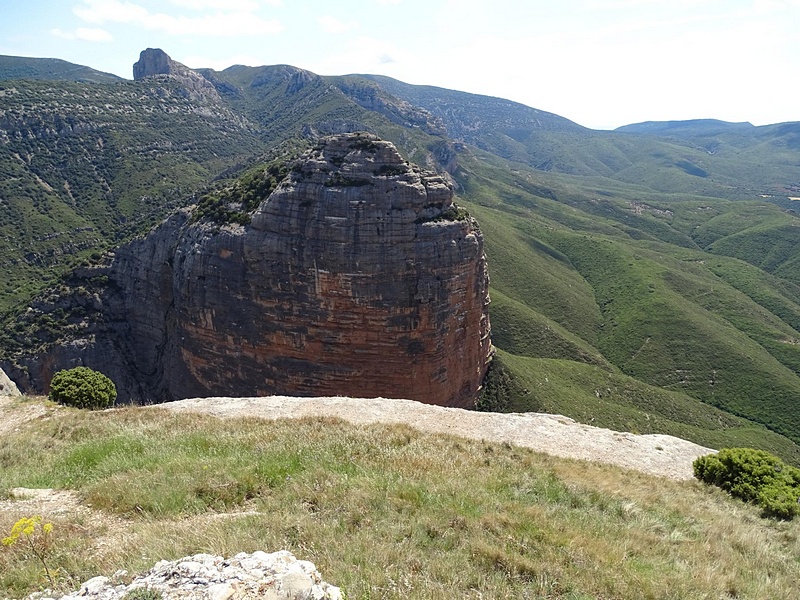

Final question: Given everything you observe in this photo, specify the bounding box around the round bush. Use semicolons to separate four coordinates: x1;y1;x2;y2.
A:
693;447;800;520
48;367;116;410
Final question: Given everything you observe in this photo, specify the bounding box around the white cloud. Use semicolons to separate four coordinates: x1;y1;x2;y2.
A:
73;0;283;36
376;0;403;4
51;27;114;42
77;27;114;41
168;0;255;10
752;0;797;10
168;12;283;36
317;15;359;34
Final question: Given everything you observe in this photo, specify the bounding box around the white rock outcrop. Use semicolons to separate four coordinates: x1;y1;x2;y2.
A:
0;366;20;396
39;551;341;600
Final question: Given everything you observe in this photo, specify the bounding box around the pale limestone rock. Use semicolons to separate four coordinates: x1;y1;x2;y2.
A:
78;577;109;596
132;48;221;105
40;551;341;600
0;366;20;395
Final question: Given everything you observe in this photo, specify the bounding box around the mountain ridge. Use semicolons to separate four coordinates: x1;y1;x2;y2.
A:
0;55;123;84
616;119;756;134
2;52;796;132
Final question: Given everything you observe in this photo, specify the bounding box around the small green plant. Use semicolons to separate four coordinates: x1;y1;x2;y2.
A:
122;587;164;600
693;447;800;519
475;359;512;412
2;516;56;586
416;203;471;224
48;366;116;410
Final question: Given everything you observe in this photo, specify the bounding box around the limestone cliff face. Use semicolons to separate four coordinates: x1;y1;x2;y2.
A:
6;134;492;407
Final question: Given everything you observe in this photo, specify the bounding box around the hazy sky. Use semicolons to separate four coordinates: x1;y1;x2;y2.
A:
2;0;797;130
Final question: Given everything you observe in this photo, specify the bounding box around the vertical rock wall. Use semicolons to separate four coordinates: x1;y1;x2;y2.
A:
5;134;492;408
173;134;492;407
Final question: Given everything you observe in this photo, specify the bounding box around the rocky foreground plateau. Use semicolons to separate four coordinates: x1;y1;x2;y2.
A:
156;395;714;481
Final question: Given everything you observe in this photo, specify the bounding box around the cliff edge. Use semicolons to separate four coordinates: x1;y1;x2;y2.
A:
3;133;492;407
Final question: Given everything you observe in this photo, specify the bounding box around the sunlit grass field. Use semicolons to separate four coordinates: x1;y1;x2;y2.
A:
2;398;799;599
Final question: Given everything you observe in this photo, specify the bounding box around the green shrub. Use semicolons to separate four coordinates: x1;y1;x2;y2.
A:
122;588;163;600
48;367;116;410
693;447;800;519
759;482;800;520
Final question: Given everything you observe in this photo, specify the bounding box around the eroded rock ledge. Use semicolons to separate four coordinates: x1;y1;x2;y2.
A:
5;133;492;407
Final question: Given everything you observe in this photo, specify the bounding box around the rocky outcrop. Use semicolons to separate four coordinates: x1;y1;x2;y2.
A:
0;366;19;395
133;48;221;104
5;133;492;407
132;48;175;80
43;551;341;600
335;81;446;136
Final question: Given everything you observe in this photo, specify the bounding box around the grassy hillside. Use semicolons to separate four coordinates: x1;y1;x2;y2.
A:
2;399;800;600
488;351;800;464
455;151;800;460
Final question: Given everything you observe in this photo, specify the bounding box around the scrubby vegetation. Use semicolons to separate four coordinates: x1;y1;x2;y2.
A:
694;447;800;520
48;367;116;410
0;77;262;315
322;172;372;188
192;161;290;225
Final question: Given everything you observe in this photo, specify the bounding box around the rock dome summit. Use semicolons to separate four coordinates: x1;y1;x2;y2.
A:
6;133;492;407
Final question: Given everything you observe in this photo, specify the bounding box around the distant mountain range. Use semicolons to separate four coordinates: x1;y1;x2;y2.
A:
2;49;800;465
